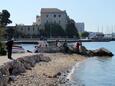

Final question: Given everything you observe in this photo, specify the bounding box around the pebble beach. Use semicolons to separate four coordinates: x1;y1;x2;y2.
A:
8;53;86;86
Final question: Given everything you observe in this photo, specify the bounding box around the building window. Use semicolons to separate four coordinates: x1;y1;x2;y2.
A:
59;15;61;17
46;15;48;17
54;14;56;18
28;27;30;31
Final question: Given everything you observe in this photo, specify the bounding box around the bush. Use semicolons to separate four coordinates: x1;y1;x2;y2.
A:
0;42;6;56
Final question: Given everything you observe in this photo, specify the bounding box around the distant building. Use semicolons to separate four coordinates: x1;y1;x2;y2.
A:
35;8;69;29
75;22;85;32
112;33;115;38
88;32;104;39
7;25;40;38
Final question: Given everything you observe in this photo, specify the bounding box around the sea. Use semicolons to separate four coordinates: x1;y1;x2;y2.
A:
21;41;115;86
68;41;115;86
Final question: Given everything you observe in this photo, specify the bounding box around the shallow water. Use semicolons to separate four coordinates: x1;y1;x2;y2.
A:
70;41;115;86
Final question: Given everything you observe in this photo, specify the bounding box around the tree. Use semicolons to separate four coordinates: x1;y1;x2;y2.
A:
0;10;12;55
66;19;79;38
81;31;89;38
44;23;66;38
0;10;12;27
0;10;12;40
5;27;15;39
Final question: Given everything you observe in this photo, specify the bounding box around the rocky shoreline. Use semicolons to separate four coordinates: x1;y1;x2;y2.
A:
0;46;113;86
0;53;86;86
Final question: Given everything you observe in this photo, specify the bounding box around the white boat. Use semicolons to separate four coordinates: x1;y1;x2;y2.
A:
12;45;25;53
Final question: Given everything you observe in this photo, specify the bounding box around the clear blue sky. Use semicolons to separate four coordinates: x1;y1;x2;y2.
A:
0;0;115;33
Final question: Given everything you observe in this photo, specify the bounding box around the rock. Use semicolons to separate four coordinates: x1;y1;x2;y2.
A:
92;48;114;56
0;65;10;86
12;60;26;75
78;46;88;55
34;54;40;62
39;54;51;62
0;54;51;85
9;75;17;81
17;57;32;70
23;56;36;67
86;50;95;56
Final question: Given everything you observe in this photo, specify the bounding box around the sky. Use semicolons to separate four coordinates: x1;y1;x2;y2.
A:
0;0;115;34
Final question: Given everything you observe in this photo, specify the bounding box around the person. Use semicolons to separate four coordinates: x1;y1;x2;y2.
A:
79;42;82;53
56;40;62;48
6;39;14;60
33;46;39;53
63;40;69;53
76;42;80;53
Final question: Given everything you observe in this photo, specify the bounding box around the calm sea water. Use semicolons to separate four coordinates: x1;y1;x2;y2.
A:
70;41;115;86
21;42;115;86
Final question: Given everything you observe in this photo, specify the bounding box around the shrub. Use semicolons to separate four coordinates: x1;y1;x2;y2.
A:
0;42;6;56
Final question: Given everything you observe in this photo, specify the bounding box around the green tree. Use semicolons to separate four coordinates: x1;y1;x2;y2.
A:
66;19;79;38
0;10;12;55
44;23;66;38
0;10;12;27
0;10;12;40
81;31;89;38
5;27;15;39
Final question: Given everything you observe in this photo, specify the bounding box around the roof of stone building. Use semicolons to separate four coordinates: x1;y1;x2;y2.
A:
41;8;64;13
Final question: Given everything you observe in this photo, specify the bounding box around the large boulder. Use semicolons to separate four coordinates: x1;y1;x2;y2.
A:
23;56;36;67
7;60;26;75
17;57;32;70
92;48;113;56
0;65;10;86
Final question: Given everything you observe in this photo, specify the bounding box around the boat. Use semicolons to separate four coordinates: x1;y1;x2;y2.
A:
12;45;25;53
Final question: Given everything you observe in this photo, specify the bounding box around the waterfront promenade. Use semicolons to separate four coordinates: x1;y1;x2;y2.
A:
3;38;92;44
2;38;112;44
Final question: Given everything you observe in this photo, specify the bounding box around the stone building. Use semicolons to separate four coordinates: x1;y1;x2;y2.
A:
16;25;39;36
35;8;69;29
6;25;40;38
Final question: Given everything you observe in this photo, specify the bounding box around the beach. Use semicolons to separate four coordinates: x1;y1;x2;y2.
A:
8;53;86;86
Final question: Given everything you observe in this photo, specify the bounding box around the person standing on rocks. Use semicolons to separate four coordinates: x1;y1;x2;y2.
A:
76;42;80;53
63;40;69;53
6;39;14;60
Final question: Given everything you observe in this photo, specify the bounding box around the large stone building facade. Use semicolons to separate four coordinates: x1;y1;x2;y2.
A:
35;8;69;29
6;8;85;38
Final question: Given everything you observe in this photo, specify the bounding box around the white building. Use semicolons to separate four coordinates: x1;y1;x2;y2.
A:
88;32;104;39
75;22;84;32
35;8;69;29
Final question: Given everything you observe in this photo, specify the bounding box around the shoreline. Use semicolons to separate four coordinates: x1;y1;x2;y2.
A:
8;53;87;86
